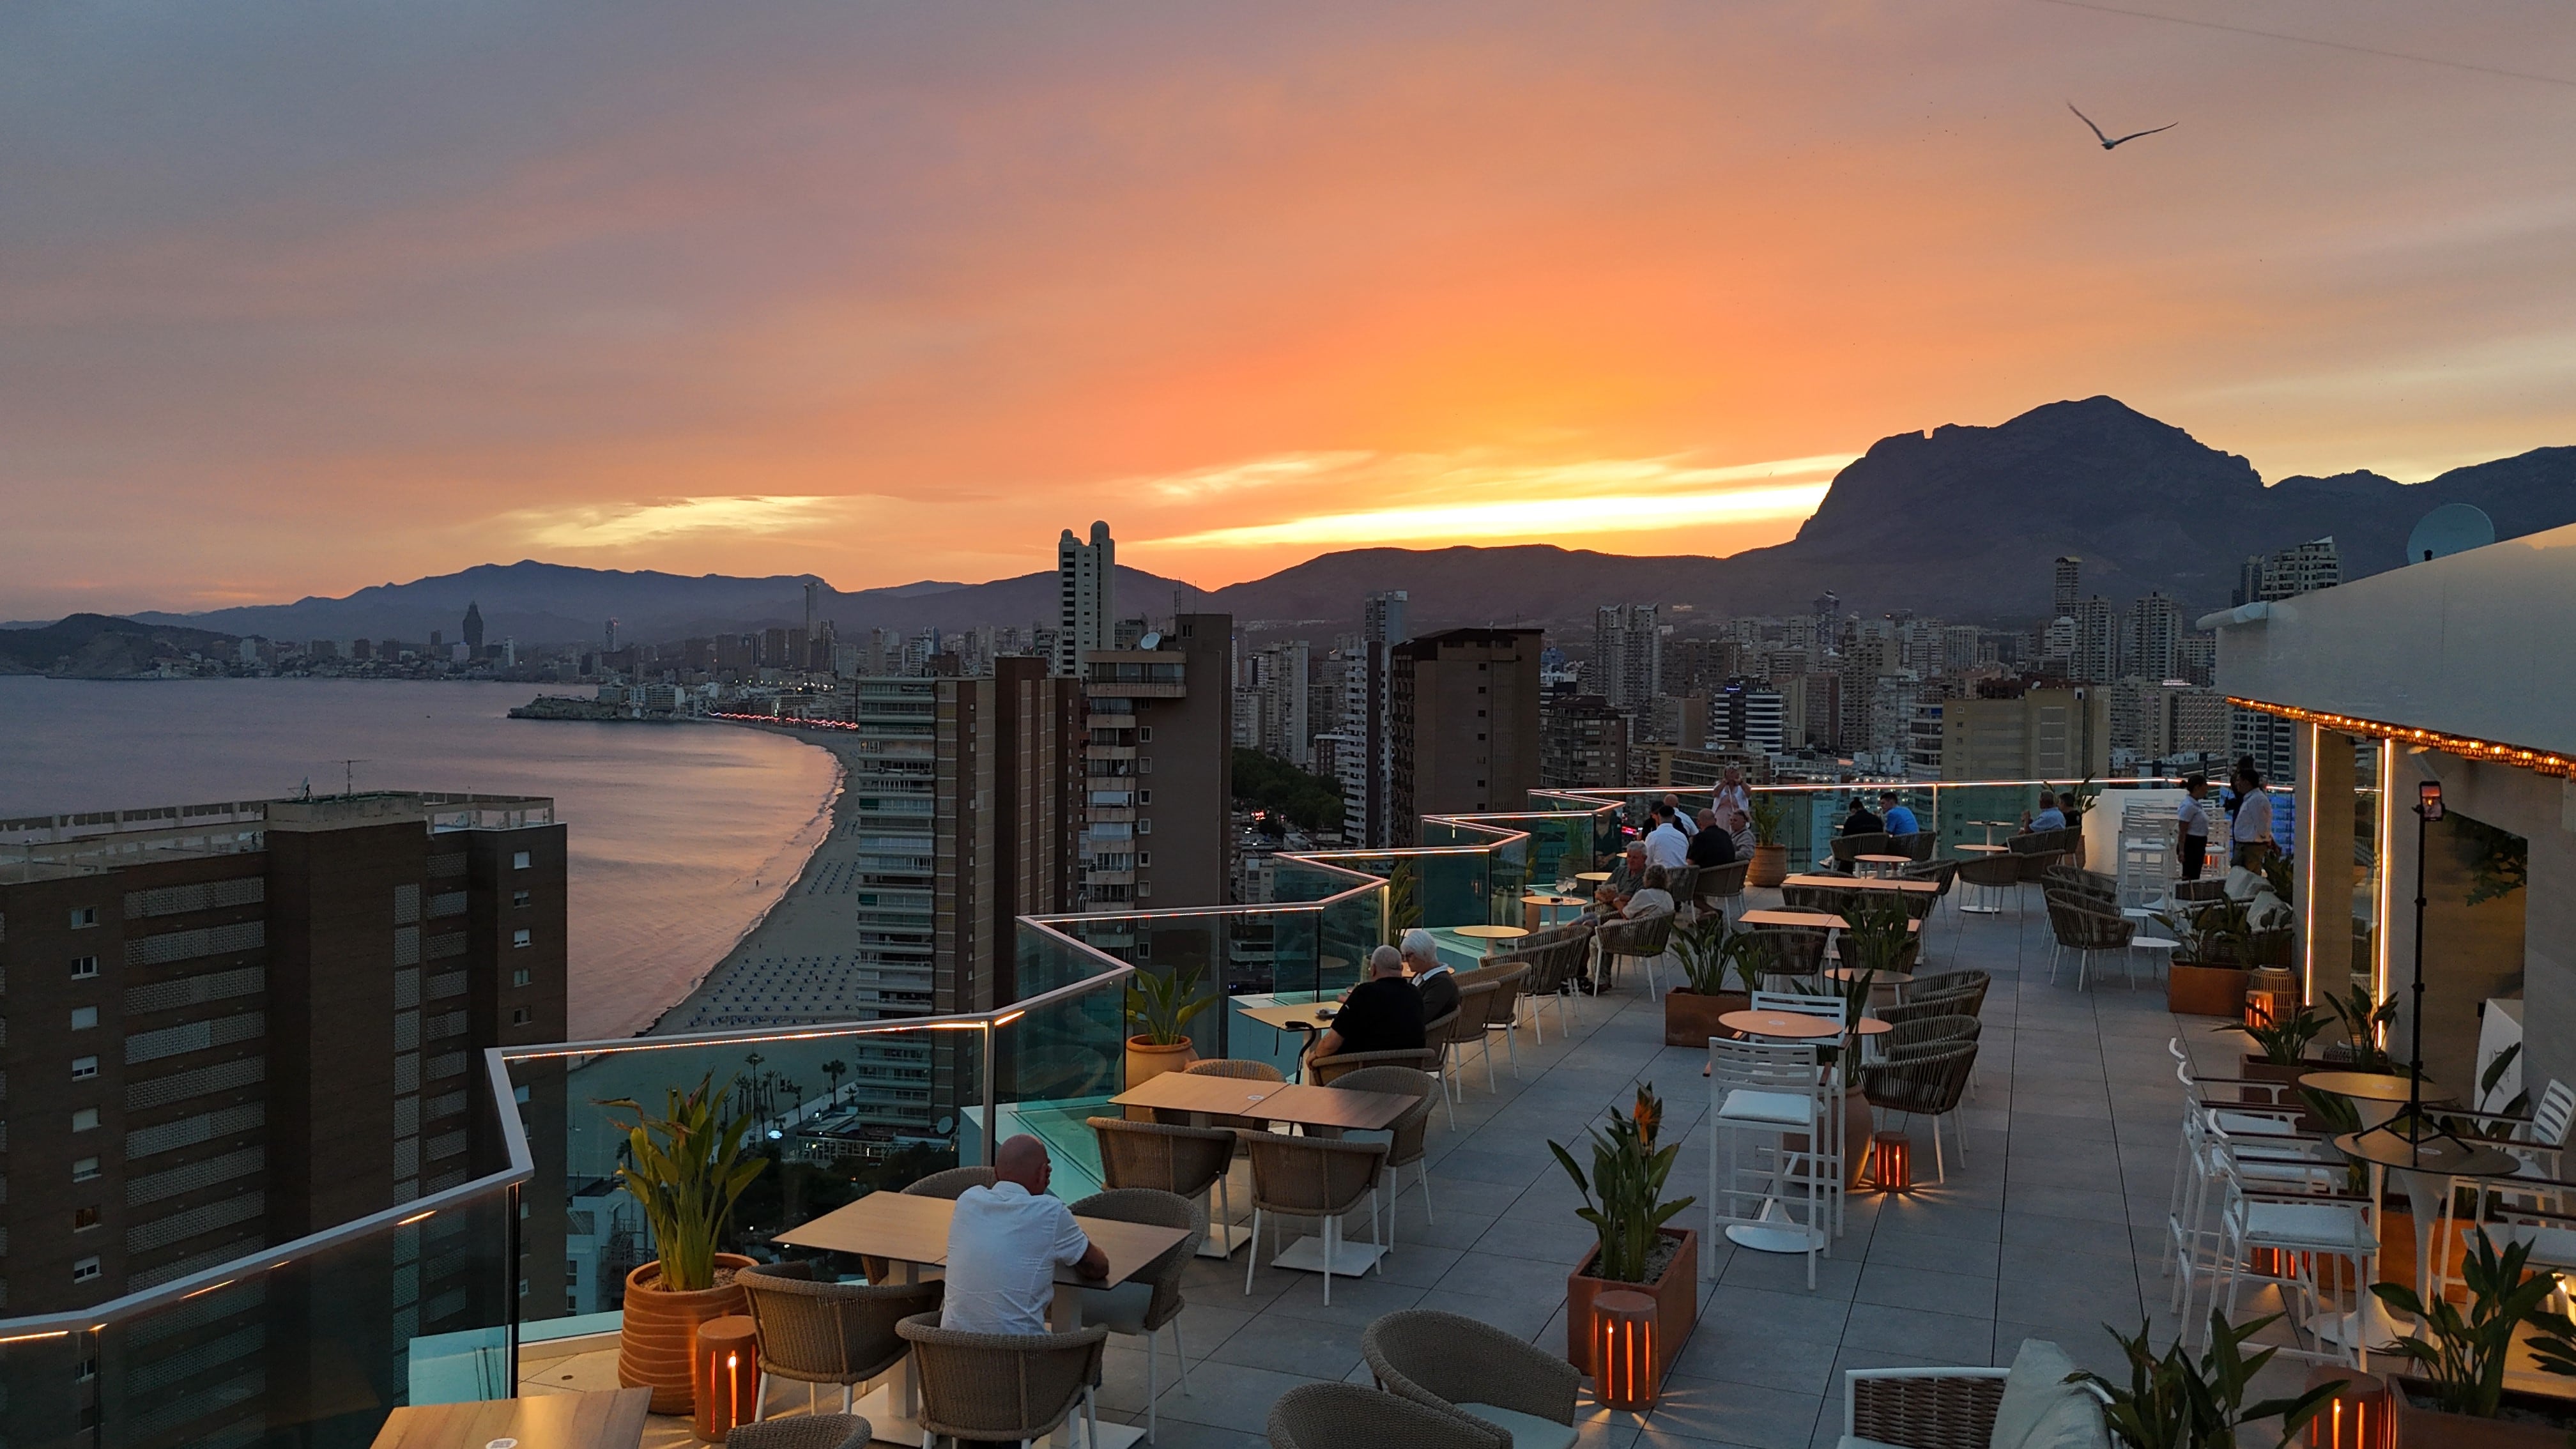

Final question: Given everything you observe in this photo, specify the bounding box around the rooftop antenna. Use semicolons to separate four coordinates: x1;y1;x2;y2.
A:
335;759;368;797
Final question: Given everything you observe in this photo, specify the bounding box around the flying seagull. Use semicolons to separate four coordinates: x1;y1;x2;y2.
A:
2068;103;2175;150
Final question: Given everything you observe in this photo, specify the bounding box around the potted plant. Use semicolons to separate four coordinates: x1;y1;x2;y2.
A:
2234;1003;2328;1086
602;1075;769;1414
1552;1085;1699;1384
2372;1229;2576;1446
1124;961;1216;1091
2320;984;2395;1070
2073;1310;2340;1448
2160;896;2255;1018
1662;915;1753;1046
1745;794;1791;888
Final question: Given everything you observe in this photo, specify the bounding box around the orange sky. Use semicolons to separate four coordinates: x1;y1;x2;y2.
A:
5;3;2575;617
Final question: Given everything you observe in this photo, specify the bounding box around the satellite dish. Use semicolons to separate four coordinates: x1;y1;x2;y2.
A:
2407;503;2494;564
933;1114;956;1137
1136;631;1162;650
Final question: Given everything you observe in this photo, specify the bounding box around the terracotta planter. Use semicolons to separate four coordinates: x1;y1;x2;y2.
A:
1565;1227;1699;1383
1124;1037;1197;1119
2168;962;2248;1018
2388;1374;2576;1448
1788;1083;1875;1189
1664;988;1748;1047
618;1253;753;1415
1747;843;1790;889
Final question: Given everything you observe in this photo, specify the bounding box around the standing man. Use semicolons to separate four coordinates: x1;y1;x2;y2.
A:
1715;767;1753;857
1661;792;1698;837
1643;802;1691;870
2229;759;2274;870
2176;773;2213;881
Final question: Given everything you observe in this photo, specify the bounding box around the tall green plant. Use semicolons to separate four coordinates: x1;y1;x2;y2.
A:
1549;1085;1695;1284
2322;985;2394;1071
1672;915;1747;995
1384;860;1423;934
1124;963;1216;1046
2372;1228;2576;1417
1748;793;1789;848
2158;897;2255;967
2074;1311;2338;1449
600;1075;768;1292
1841;893;1916;977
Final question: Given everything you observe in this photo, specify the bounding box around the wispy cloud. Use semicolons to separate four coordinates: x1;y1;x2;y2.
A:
496;496;857;549
1140;451;1851;548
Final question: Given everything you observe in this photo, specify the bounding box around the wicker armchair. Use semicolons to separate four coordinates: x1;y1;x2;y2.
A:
1696;857;1751;918
1178;1057;1286;1139
1361;1307;1579;1449
1902;830;1936;862
859;1166;995;1283
1415;1008;1464;1126
1069;1188;1205;1442
1907;968;1990;1016
1844;1367;2009;1449
1434;981;1499;1108
737;1262;942;1419
1307;1046;1438;1085
1321;1064;1436;1242
1086;1116;1238;1257
1593;909;1673;995
1781;881;1852;914
2045;893;2135;991
1244;1135;1387;1305
1862;1040;1978;1181
2044;864;2117;905
1468;964;1530;1087
1953;853;2023;916
1876;994;1982;1030
2010;827;2075;881
1882;1013;1981;1052
1267;1382;1499;1449
895;1312;1106;1449
1831;831;1892;868
1664;864;1701;915
722;1413;873;1449
1740;924;1829;989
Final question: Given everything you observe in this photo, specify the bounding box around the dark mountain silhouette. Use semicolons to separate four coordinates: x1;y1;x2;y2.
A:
0;614;239;678
62;397;2575;643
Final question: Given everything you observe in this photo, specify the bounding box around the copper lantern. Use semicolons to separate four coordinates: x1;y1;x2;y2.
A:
1590;1289;1660;1410
693;1315;761;1442
1868;1130;1912;1192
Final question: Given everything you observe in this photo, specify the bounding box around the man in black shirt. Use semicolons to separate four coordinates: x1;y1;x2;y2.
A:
1840;797;1885;837
1685;808;1736;868
1306;946;1424;1068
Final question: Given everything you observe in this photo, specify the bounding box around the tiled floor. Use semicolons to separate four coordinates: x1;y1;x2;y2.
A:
586;882;2287;1448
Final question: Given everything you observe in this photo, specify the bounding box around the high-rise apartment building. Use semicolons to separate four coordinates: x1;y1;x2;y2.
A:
0;793;567;1448
461;602;485;654
2110;680;2230;762
2122;593;2186;682
1055;521;1116;677
1538;692;1629;788
2234;537;2343;606
1335;592;1408;849
1938;686;2109;780
1247;640;1312;769
2068;597;2116;684
2052;556;2083;618
1714;679;1786;757
1082;614;1233;910
1390;628;1543;845
1589;605;1662;716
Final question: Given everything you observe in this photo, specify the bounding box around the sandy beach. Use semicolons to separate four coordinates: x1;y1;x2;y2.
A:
645;726;871;1036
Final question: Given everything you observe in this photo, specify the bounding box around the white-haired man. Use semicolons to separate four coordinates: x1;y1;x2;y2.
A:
1400;927;1459;1023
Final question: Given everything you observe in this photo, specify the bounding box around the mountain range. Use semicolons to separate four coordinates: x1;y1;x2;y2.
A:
25;396;2576;648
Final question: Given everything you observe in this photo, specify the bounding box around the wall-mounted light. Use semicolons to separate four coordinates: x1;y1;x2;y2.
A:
2418;781;2444;822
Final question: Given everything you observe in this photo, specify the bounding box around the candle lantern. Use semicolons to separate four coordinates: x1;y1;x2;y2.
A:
2301;1366;2388;1449
1868;1130;1912;1192
1589;1290;1660;1410
692;1315;762;1442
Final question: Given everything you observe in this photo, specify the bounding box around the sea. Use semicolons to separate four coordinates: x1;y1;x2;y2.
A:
0;677;839;1040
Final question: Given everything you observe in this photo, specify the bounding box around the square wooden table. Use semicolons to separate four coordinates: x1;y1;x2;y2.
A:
1107;1071;1289;1118
774;1193;1192;1448
1238;1000;1338;1035
1736;908;1919;933
372;1388;650;1449
1782;873;1938;894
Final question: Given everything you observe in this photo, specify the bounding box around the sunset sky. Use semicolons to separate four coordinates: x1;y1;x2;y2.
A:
6;2;2573;620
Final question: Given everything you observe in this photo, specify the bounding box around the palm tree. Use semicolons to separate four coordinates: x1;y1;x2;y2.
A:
822;1059;848;1103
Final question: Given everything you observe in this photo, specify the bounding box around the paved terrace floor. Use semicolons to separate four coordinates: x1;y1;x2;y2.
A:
576;880;2286;1449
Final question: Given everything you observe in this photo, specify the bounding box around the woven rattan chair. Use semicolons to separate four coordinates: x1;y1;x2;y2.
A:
1087;1116;1238;1259
857;1167;996;1283
1434;983;1499;1110
1070;1188;1205;1442
1363;1307;1579;1449
1882;1014;1980;1052
1593;909;1673;995
2045;892;2136;991
2010;828;2071;882
1843;1367;2009;1449
1863;1039;1978;1181
2044;864;2118;906
894;1312;1107;1449
1468;964;1529;1087
1831;832;1891;868
722;1413;873;1449
1664;864;1701;918
1414;1009;1464;1126
1906;968;1990;1016
1266;1381;1499;1449
1781;881;1852;914
1953;853;2023;918
1740;924;1830;990
1244;1134;1387;1305
1696;857;1751;921
1307;1046;1438;1085
737;1262;942;1419
1321;1064;1435;1243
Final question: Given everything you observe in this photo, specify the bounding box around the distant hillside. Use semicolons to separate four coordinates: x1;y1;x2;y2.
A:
0;613;237;678
79;397;2576;641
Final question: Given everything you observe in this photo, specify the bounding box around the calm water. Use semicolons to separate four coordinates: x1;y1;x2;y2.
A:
0;677;839;1039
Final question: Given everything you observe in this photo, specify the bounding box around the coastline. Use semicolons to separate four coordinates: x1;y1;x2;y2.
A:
643;723;868;1036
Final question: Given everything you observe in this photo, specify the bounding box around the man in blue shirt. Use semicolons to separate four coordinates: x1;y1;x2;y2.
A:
2021;790;2067;833
1878;791;1919;839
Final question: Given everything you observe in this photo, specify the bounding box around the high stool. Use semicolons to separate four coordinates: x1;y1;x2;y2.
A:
1706;1037;1834;1290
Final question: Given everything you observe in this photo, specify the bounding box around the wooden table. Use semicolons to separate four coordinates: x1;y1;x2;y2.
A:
1736;908;1919;933
1573;871;1613;885
1970;820;2012;845
1826;967;1913;990
1956;843;2009;854
372;1388;650;1449
1855;854;1913;876
1718;1009;1843;1041
1237;1000;1339;1036
1522;893;1586;931
1452;923;1529;954
1108;1071;1288;1117
1252;1081;1416;1132
775;1193;1193;1448
1782;873;1938;895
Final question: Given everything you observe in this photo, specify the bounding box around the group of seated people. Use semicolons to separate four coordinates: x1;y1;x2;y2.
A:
1837;788;1920;839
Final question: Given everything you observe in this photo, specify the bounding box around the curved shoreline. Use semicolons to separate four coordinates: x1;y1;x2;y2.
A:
641;721;862;1037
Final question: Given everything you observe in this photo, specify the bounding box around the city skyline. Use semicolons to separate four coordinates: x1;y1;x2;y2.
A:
8;4;2576;620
